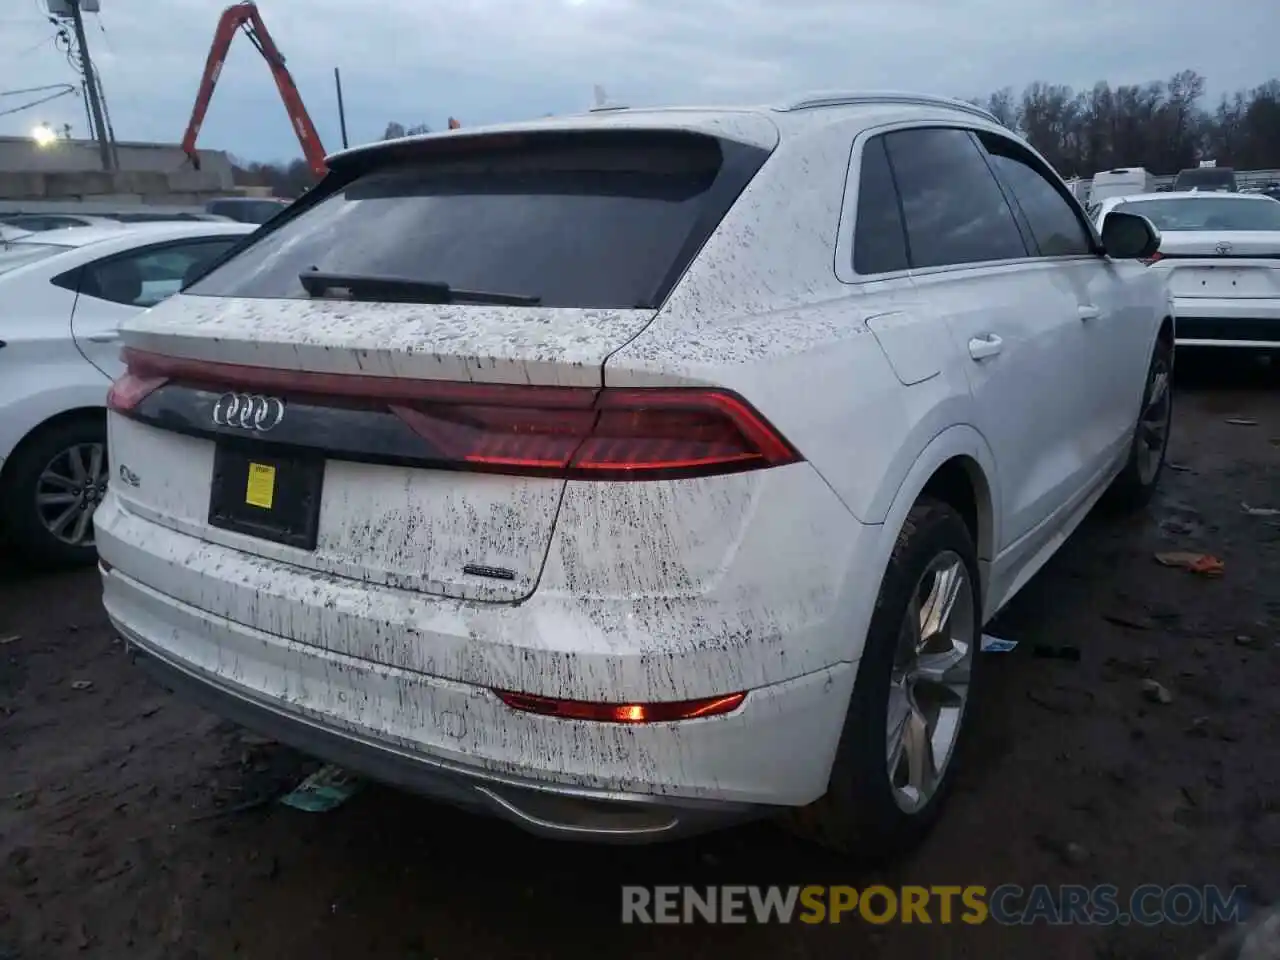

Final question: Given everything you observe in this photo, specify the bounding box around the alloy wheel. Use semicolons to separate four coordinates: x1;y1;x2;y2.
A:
35;442;108;547
886;550;975;813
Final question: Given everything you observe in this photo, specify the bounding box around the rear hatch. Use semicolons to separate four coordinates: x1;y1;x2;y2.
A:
107;127;773;603
1157;231;1280;299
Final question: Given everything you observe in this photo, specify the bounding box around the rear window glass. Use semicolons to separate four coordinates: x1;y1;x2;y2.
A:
1173;169;1236;191
209;200;286;223
187;134;748;309
0;243;62;275
1113;198;1280;232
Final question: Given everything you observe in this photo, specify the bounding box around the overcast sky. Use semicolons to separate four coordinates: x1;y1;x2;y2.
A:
0;0;1274;163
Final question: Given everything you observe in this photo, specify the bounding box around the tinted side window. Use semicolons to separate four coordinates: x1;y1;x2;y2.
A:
79;239;237;308
882;128;1027;269
978;134;1092;257
244;201;287;223
853;137;909;274
7;216;57;231
206;202;244;222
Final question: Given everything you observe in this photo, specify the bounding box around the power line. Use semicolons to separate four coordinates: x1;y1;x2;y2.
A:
0;84;76;118
0;83;73;97
92;9;114;56
4;31;57;59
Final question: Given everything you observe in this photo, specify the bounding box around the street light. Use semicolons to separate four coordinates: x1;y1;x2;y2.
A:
31;124;58;147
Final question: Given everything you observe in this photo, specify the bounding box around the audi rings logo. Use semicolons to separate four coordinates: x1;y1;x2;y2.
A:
211;393;286;432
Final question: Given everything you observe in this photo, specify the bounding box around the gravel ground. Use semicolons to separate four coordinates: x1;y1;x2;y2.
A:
1;357;1277;960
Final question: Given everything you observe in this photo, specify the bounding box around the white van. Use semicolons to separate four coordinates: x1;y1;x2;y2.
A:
1090;167;1155;203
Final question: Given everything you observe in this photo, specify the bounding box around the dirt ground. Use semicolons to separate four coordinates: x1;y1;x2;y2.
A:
2;357;1278;960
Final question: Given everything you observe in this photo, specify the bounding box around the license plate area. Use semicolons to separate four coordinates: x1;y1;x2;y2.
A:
1172;266;1272;298
207;442;324;550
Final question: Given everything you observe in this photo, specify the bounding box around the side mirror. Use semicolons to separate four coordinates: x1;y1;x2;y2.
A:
1101;211;1161;260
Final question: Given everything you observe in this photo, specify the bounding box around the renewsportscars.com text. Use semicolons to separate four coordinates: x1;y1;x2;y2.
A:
621;884;1249;926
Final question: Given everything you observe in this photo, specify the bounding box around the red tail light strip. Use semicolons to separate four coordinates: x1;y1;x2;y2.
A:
108;348;802;481
494;689;747;723
111;348;596;408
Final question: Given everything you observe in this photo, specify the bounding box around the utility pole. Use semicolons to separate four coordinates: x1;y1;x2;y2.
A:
67;0;112;171
333;67;349;149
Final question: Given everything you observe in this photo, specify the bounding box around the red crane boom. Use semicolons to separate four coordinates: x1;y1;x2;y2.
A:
181;2;327;178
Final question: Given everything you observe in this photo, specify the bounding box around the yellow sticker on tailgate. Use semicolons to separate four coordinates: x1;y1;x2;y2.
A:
245;463;276;509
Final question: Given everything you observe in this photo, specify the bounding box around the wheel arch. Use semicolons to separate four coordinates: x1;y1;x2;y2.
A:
919;455;995;562
873;425;1000;614
0;406;106;491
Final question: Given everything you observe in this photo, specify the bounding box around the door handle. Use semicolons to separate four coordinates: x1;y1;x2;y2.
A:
86;332;119;343
968;334;1003;361
1078;304;1101;321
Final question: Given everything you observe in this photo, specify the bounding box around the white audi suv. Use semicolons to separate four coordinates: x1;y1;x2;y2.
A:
95;92;1172;856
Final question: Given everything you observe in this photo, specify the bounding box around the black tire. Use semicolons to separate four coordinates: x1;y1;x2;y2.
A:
786;498;982;860
1105;335;1174;512
0;415;108;569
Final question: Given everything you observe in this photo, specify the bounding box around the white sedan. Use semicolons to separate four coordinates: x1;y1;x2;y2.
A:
1095;191;1280;350
0;222;254;566
1;212;123;232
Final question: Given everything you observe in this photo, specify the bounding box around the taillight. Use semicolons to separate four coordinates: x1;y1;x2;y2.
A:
390;386;800;481
106;372;168;412
582;389;798;476
494;689;747;723
1141;252;1164;265
115;348;802;482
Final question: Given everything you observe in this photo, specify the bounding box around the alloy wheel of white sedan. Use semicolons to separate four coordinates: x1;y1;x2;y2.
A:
36;440;110;548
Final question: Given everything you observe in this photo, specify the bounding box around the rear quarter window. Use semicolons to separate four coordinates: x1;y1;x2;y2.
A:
186;131;771;309
853;137;909;274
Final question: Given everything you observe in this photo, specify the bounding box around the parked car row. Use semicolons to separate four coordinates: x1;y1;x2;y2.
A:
0;196;290;234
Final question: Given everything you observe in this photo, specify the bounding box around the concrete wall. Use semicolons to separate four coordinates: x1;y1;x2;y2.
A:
0;136;235;203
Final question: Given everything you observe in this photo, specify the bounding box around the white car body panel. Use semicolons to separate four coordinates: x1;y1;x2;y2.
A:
94;97;1168;837
121;295;655;387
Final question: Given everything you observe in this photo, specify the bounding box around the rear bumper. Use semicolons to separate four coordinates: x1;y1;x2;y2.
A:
121;625;761;842
1173;296;1280;348
96;494;862;838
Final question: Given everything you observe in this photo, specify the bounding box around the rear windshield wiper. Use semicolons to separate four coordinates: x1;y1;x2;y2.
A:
298;269;541;306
